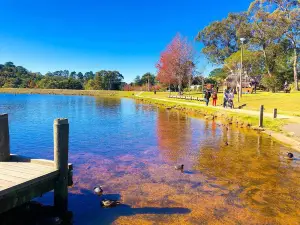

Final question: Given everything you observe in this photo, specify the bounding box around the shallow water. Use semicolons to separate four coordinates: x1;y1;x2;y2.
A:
0;94;299;225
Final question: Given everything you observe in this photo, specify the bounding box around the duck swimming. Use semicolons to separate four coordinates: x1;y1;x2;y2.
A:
101;199;121;208
93;186;103;196
175;164;184;170
287;152;294;159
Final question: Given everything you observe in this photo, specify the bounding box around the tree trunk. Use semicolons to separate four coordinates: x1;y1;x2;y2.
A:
293;47;298;91
178;81;182;95
262;47;272;77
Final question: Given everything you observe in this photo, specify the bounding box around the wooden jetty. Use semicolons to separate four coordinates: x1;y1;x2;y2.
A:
0;114;73;214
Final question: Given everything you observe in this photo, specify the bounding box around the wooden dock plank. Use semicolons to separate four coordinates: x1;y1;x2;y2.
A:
0;162;55;173
0;179;17;188
0;171;59;214
0;173;28;184
0;165;47;175
0;169;43;180
0;170;59;196
0;161;58;194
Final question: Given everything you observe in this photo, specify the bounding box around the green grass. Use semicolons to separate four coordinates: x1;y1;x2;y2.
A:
138;90;300;116
233;91;300;116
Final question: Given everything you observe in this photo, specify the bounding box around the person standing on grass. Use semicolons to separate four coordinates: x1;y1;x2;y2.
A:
204;90;211;106
223;89;228;108
229;89;235;109
212;90;217;106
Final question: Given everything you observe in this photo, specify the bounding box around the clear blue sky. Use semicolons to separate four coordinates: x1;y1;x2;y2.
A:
0;0;252;82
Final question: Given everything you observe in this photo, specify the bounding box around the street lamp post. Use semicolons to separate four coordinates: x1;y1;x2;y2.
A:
240;38;245;101
148;73;150;92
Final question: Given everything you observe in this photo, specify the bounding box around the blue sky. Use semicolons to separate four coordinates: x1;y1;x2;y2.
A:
0;0;252;82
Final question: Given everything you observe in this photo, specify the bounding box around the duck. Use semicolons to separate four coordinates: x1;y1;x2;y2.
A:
101;199;121;208
175;164;184;170
93;186;103;196
287;152;294;159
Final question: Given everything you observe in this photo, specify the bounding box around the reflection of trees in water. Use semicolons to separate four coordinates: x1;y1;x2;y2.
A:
95;97;121;108
195;131;300;220
156;110;192;162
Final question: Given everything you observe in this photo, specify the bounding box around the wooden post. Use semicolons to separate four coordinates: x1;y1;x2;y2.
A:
0;114;10;162
273;108;277;119
54;118;69;213
259;105;264;127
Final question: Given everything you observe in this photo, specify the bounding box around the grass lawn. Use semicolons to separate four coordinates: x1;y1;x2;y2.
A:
137;90;300;116
233;91;300;116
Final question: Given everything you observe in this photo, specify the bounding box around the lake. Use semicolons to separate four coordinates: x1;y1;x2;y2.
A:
0;93;299;225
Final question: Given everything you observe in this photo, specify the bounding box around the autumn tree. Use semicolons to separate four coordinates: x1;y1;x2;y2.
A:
156;49;177;90
156;33;196;93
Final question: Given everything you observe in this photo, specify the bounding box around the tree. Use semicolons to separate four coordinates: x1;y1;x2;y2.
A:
4;62;15;68
196;13;250;66
224;50;265;76
134;75;142;86
156;49;177;90
140;73;156;91
93;72;103;90
156;33;196;93
274;0;299;90
248;1;287;78
84;71;94;81
209;68;227;83
77;72;84;80
70;71;77;79
95;70;124;90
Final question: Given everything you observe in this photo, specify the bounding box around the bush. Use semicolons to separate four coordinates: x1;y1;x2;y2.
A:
261;75;282;92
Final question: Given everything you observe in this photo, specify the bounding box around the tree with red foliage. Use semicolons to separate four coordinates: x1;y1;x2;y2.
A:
123;84;133;91
156;33;195;93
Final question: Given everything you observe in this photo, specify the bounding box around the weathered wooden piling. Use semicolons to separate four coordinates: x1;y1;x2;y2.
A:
0;114;10;162
273;108;277;119
54;118;69;212
259;105;264;127
0;116;73;215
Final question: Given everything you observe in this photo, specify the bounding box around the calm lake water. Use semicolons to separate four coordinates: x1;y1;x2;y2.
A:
0;93;299;225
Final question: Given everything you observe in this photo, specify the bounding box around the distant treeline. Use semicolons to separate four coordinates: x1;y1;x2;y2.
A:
0;62;124;90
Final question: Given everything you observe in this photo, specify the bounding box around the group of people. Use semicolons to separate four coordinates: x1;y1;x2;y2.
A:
203;88;235;108
223;89;235;109
204;89;218;106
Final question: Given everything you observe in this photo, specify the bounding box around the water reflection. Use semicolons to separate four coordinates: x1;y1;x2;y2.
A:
196;130;300;222
1;94;299;224
156;110;192;162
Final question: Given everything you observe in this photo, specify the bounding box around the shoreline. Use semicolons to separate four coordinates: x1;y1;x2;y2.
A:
1;88;299;152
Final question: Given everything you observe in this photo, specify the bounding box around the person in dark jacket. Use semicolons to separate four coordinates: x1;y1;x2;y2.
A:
204;90;211;106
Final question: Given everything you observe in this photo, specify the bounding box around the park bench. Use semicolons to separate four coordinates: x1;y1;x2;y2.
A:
242;87;254;94
168;95;205;102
